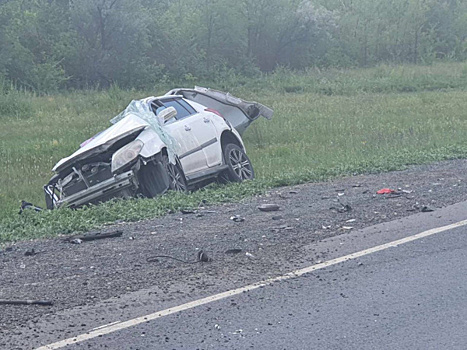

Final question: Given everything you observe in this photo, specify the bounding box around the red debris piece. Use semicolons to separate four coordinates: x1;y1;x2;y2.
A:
376;188;396;194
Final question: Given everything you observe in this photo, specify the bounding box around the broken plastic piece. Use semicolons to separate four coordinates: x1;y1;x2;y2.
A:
376;188;396;194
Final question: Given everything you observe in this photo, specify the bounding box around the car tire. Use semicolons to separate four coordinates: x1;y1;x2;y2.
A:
222;143;255;182
138;155;187;197
138;160;169;198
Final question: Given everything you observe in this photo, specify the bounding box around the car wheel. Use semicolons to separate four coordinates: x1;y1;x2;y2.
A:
138;161;169;198
164;156;188;192
222;143;255;182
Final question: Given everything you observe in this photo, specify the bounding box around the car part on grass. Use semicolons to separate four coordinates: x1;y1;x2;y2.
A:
18;200;42;214
44;88;272;210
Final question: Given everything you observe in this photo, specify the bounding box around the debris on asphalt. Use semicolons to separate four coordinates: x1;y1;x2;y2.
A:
245;252;256;259
24;249;37;257
346;219;356;223
352;184;362;188
0;299;53;306
376;188;396;194
18;200;43;215
341;226;354;230
65;230;123;243
330;200;352;213
272;215;283;220
258;204;280;212
197;250;212;262
180;209;196;214
271;225;294;232
146;250;212;264
289;190;299;194
421;206;435;212
225;248;243;255
230;215;245;222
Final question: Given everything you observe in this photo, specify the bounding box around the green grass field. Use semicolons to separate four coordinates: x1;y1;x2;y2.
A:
2;62;467;243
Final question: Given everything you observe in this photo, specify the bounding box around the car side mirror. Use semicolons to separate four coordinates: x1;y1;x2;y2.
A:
158;106;177;123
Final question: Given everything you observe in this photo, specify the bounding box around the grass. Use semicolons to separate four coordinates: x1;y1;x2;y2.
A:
2;61;467;243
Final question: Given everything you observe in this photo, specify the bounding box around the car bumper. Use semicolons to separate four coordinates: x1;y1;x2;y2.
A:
54;170;137;208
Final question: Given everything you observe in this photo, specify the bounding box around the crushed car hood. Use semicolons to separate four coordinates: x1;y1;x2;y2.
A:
52;114;148;173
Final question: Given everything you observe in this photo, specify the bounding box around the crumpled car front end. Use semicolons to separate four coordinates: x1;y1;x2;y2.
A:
44;120;147;209
44;102;172;209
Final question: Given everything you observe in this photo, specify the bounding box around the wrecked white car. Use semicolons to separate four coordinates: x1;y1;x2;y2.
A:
44;87;273;209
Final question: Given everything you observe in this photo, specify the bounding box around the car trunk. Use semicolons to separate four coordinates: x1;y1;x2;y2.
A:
166;87;273;135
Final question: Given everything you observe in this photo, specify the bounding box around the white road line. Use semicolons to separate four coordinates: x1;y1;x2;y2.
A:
36;219;467;350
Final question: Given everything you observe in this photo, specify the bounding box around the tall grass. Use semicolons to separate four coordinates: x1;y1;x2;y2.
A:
1;62;467;242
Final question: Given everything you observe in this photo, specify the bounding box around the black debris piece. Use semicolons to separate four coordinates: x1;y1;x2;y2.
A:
18;200;43;215
24;249;37;257
0;299;53;306
421;206;435;212
146;250;212;264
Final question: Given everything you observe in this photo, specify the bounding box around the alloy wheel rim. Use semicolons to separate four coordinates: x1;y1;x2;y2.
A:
229;149;253;180
167;163;186;191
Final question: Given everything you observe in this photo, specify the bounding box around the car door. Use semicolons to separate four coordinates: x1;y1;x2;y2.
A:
177;99;222;168
158;98;210;175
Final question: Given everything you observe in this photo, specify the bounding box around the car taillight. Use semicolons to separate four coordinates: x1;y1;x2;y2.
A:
205;108;224;119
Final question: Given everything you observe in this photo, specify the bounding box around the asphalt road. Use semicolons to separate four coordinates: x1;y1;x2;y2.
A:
65;224;467;350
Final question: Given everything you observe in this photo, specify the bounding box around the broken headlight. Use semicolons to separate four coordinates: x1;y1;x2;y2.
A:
111;140;144;173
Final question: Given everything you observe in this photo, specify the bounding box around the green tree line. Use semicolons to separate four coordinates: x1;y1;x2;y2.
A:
0;0;466;92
